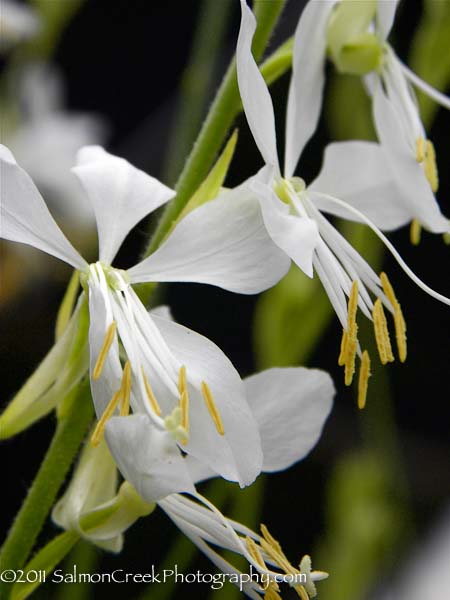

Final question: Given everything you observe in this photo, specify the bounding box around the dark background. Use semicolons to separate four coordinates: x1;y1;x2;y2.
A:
1;1;449;598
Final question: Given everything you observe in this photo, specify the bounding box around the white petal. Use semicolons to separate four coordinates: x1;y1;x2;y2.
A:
252;180;319;278
72;146;175;264
151;314;263;487
309;141;412;230
105;414;195;503
373;84;449;232
129;182;290;294
244;368;334;472
376;0;400;41
284;0;336;177
87;269;123;418
0;145;85;269
236;0;279;169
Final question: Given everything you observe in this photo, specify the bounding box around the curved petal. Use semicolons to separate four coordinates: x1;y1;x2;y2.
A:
284;0;337;177
72;146;175;264
245;367;334;472
236;0;279;170
0;145;85;269
373;84;449;232
128;182;290;294
105;414;195;503
309;141;412;230
376;0;400;41
251;180;319;278
151;314;263;487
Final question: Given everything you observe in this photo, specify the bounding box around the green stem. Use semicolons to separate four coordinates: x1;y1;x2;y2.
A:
0;380;93;599
143;0;286;260
163;0;234;186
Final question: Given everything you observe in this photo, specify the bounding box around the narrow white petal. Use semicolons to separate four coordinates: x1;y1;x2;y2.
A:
129;182;290;294
72;146;175;264
376;0;400;41
309;141;412;230
284;0;336;177
0;145;85;269
151;314;263;487
372;84;449;232
105;414;195;502
236;0;279;169
252;180;319;278
245;368;334;472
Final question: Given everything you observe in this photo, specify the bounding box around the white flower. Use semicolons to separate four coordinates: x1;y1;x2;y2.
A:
54;366;334;598
0;143;289;487
289;0;450;240
0;0;39;51
236;0;450;408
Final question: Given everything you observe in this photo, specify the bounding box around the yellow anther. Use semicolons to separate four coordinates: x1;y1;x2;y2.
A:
201;381;225;435
119;361;132;416
410;219;422;245
338;329;348;366
141;368;161;416
415;137;426;162
343;281;359;385
443;232;450;245
357;350;371;410
416;137;439;192
261;524;283;556
372;299;394;365
424;140;438;193
93;321;117;380
178;365;187;395
245;536;267;570
265;587;282;600
91;390;122;447
380;272;407;362
180;390;189;432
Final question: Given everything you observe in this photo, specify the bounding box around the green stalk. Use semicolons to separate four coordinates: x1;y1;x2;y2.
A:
0;380;93;599
143;0;286;260
163;0;234;185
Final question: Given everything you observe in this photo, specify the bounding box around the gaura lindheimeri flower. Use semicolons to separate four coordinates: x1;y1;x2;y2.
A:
0;143;289;484
291;0;450;242
53;366;334;598
236;0;450;408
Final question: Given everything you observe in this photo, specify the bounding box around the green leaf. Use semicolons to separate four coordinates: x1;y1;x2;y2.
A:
10;532;79;600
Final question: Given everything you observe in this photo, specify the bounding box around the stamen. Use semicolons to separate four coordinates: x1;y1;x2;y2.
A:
180;390;189;432
416;137;439;192
338;329;348;366
261;524;283;556
380;273;407;362
91;390;122;446
93;321;117;380
357;350;371;410
344;281;359;385
415;137;426;163
119;361;132;416
141;367;162;416
201;381;225;435
424;140;438;193
410;219;422;246
178;365;188;396
245;536;267;571
372;299;394;365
